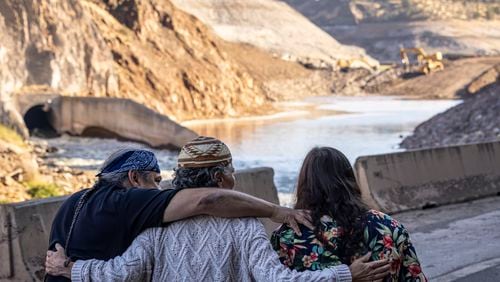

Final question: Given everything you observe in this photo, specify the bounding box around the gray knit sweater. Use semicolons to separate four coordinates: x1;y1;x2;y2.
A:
71;216;352;282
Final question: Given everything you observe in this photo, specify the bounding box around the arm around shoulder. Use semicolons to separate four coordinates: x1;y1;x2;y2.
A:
163;188;276;223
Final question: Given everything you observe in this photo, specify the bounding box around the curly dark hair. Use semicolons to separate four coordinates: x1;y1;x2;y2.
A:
172;165;226;189
295;147;368;264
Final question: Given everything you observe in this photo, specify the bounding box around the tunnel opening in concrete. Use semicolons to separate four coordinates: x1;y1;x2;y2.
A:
23;105;58;138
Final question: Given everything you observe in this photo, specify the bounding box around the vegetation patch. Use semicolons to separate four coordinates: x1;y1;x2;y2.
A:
25;181;64;199
0;124;25;147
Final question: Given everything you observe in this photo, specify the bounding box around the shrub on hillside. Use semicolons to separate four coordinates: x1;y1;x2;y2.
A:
25;182;64;199
0;124;25;147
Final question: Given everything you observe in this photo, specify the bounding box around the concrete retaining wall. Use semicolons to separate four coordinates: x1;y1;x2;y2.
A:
355;141;500;214
0;167;279;281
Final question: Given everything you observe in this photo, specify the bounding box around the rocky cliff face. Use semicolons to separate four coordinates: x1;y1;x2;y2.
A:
0;0;118;132
284;0;500;61
0;1;117;97
0;0;269;123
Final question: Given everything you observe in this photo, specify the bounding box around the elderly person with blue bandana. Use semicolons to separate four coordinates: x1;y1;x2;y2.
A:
45;147;315;282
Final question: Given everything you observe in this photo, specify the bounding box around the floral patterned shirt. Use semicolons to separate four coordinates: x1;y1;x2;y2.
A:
271;210;427;282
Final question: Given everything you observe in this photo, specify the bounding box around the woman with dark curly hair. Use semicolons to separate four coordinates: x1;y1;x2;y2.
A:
271;147;427;282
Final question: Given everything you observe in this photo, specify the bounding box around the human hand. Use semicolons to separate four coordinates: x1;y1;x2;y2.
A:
350;252;391;282
45;243;72;278
270;206;313;236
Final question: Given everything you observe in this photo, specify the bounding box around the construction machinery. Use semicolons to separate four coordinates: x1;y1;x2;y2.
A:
400;47;444;75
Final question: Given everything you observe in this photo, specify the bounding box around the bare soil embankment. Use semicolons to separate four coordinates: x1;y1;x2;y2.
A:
168;0;382;101
171;0;377;68
220;42;339;100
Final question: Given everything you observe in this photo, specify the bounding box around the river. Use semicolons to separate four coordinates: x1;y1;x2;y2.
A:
35;96;460;206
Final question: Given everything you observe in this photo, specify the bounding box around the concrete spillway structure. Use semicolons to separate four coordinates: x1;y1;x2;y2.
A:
0;167;279;281
15;94;197;149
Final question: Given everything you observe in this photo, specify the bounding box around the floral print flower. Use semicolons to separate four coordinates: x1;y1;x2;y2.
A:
383;235;393;248
408;263;422;277
302;255;313;268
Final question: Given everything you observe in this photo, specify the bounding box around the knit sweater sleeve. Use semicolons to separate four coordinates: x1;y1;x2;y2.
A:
71;229;156;282
245;219;352;282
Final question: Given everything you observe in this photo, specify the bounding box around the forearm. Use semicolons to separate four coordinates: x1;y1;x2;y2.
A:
71;258;152;282
163;188;278;222
199;189;277;218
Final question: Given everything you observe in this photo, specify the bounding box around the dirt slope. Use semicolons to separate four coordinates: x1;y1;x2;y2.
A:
170;0;378;69
219;42;336;100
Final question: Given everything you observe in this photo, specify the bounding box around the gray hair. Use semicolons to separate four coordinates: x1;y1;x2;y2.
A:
98;171;130;185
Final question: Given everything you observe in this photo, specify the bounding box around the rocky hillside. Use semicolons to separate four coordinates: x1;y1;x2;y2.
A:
0;125;93;203
170;0;377;69
0;0;271;124
284;0;500;61
400;81;500;150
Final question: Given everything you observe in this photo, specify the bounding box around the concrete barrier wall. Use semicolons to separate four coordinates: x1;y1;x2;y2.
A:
0;167;279;281
355;141;500;214
233;167;281;235
0;197;67;281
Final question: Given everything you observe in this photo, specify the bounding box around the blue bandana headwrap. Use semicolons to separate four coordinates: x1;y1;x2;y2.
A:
97;149;160;176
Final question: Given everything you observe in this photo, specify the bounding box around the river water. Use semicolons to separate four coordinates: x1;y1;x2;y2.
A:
35;96;460;206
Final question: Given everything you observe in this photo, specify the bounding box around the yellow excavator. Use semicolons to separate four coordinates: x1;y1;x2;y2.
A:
400;47;444;75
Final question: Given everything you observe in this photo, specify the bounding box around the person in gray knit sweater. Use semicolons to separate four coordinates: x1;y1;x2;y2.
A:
46;137;390;281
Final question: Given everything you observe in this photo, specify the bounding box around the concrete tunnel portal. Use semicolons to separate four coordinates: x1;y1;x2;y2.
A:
23;104;58;138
